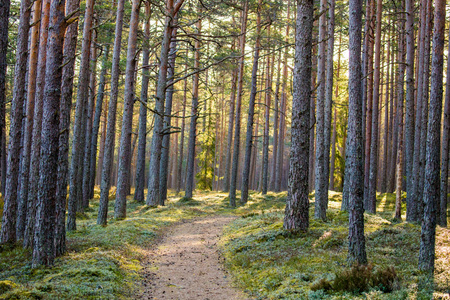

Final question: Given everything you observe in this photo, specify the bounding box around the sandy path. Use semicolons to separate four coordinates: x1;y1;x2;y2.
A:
137;216;248;300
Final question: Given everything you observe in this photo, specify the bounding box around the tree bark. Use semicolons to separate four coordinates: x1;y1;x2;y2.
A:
115;0;140;219
241;0;262;203
97;0;126;225
32;0;65;266
0;0;31;244
176;65;188;193
418;0;445;273
283;0;312;231
346;0;367;265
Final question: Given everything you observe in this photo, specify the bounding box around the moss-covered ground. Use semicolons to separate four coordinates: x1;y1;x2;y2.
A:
0;189;449;299
219;191;450;299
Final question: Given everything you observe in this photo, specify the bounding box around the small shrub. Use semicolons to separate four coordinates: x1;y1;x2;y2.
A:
333;264;373;293
0;280;17;295
310;278;332;292
372;266;398;292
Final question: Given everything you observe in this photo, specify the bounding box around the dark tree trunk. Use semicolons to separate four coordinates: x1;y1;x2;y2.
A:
135;3;151;203
32;0;65;266
90;44;110;198
229;1;248;206
367;0;382;214
283;0;312;231
223;67;237;192
176;66;188;193
346;0;367;265
97;0;126;225
160;24;178;205
241;0;262;203
24;0;50;249
17;0;41;241
115;0;140;219
0;0;31;244
0;0;10;196
418;0;445;273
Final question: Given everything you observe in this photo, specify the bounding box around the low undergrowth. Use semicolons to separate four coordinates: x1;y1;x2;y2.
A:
219;191;450;299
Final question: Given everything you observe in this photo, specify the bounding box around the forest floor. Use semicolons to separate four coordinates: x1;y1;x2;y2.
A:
0;189;449;299
137;215;246;299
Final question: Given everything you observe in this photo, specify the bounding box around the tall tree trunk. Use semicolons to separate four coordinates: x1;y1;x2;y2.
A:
0;0;10;196
17;0;41;241
381;23;390;193
147;0;182;205
176;66;188;193
367;0;382;214
97;0;126;225
314;0;328;221
90;44;110;197
135;3;151;202
32;0;65;266
160;24;178;205
115;0;140;219
0;0;31;244
261;34;271;195
418;0;445;272
185;8;201;199
223;67;237;192
228;1;248;206
330;36;341;191
283;0;312;231
270;53;281;191
24;0;50;248
404;0;416;222
241;0;262;203
346;0;367;265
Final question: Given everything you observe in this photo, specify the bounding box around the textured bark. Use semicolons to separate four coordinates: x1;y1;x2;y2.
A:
32;0;65;266
387;38;399;193
346;0;367;265
241;1;262;204
17;0;41;241
147;0;179;205
135;4;151;202
394;17;405;220
115;0;140;219
270;53;281;191
381;25;390;194
24;0;50;248
323;0;334;197
404;0;416;221
439;24;450;227
97;0;126;225
283;0;312;231
185;11;201;200
90;44;110;197
366;0;382;214
0;0;31;244
418;0;445;272
160;24;178;205
314;0;327;221
67;0;95;229
0;0;10;196
82;32;97;209
229;1;248;206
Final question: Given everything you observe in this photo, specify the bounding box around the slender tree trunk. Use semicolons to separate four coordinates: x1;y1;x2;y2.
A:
346;0;367;265
135;4;151;202
0;0;31;244
17;0;41;241
90;44;110;197
229;1;248;206
381;24;390;193
270;53;281;191
404;0;416;222
223;67;237;192
418;0;445;272
0;0;10;196
367;0;382;214
32;0;65;266
261;34;271;195
24;0;50;248
185;9;201;199
115;0;140;219
283;0;312;231
97;0;126;225
330;37;341;191
176;66;188;193
241;0;262;203
160;24;178;204
314;0;328;220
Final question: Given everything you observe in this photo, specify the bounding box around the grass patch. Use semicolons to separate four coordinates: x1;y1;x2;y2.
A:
219;191;450;299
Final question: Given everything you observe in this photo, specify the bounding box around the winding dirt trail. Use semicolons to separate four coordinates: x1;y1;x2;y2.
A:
137;215;248;300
